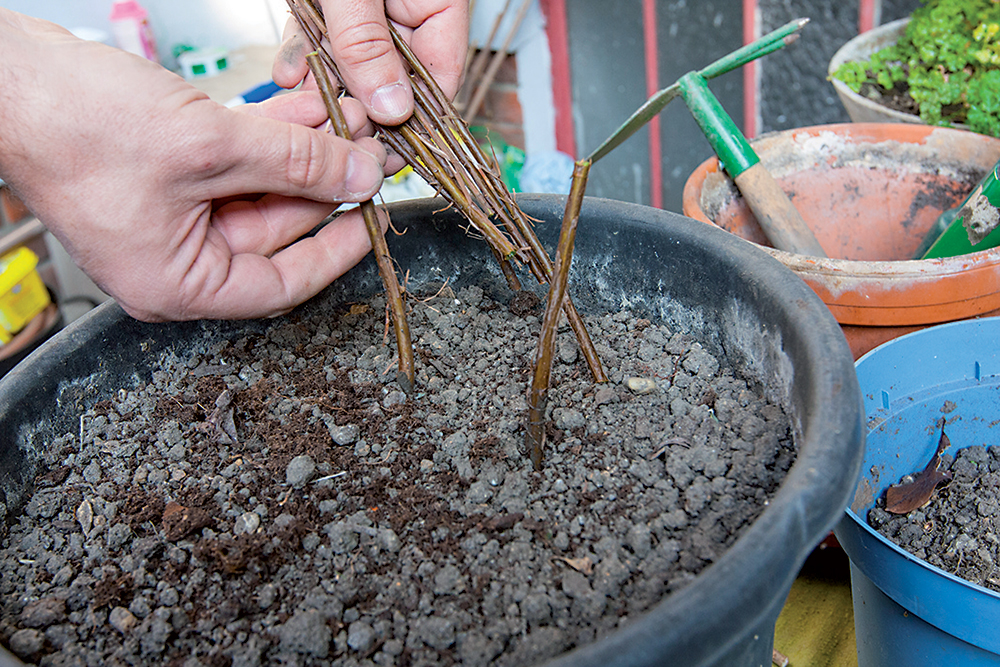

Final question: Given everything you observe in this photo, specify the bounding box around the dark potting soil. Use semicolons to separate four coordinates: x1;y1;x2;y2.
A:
856;82;921;117
0;284;796;667
868;443;1000;594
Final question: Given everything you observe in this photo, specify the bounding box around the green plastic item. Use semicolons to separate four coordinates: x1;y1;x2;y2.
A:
471;127;525;193
585;18;808;164
921;160;1000;259
678;73;759;178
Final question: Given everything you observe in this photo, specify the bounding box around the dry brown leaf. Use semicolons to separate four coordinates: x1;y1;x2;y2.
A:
162;500;213;542
885;419;953;515
554;556;594;575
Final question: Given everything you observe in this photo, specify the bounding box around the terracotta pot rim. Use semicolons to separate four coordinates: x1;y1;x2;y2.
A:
757;246;1000;277
682;123;1000;275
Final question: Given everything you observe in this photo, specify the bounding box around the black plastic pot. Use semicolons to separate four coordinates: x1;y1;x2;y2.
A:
0;194;863;667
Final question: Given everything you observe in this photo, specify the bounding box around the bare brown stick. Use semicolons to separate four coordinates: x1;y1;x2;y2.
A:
306;52;415;393
384;115;527;293
291;0;606;413
491;246;523;292
526;159;591;470
389;25;606;383
408;97;536;266
397;125;517;258
292;0;327;42
303;0;327;35
378;130;437;188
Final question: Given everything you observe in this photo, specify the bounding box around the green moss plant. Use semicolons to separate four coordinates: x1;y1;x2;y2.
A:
832;0;1000;136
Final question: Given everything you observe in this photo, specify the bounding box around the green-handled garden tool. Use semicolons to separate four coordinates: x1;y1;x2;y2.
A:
677;73;826;257
917;157;1000;259
587;18;827;258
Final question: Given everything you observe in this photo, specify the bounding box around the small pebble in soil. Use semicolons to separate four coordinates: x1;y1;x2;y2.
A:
0;285;797;666
626;377;657;394
285;454;317;488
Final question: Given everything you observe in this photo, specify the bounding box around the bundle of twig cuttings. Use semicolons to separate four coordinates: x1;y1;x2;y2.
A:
284;0;605;422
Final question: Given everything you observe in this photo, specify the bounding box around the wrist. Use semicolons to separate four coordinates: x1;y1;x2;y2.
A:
0;10;42;182
0;10;69;191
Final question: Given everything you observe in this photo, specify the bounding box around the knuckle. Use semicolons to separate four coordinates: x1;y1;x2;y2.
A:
331;20;395;68
285;127;329;192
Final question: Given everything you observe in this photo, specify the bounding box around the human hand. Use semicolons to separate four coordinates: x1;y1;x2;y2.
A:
273;0;469;126
0;9;389;322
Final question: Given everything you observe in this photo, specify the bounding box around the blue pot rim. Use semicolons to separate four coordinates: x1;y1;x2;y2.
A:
837;316;1000;654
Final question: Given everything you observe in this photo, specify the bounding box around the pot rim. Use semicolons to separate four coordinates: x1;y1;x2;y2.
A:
681;123;1000;325
0;194;864;667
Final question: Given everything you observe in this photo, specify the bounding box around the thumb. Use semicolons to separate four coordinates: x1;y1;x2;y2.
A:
322;0;413;125
210;110;386;203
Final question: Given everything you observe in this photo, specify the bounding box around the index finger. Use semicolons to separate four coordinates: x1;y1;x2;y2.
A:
321;0;414;125
386;0;469;100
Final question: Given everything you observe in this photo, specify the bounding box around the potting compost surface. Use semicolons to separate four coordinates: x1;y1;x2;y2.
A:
0;285;796;666
868;443;1000;594
854;83;919;118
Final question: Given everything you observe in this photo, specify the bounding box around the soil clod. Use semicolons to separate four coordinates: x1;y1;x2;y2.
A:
0;287;797;666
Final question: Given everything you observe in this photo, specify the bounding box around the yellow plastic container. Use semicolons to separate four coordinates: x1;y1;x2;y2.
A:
0;247;51;343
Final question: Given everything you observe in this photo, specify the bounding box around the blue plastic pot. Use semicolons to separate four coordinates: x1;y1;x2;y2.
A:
834;317;1000;666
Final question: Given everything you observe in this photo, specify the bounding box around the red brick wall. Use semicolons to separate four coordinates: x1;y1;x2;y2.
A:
460;50;525;150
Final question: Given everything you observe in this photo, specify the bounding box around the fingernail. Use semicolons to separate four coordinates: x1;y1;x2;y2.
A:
370;82;411;121
345;150;383;199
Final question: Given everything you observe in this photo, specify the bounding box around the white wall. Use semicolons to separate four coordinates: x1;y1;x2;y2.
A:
7;0;558;155
470;0;557;157
4;0;286;65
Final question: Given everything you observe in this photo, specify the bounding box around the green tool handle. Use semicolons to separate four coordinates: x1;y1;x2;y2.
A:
921;160;1000;259
700;18;809;80
679;74;827;257
678;73;758;178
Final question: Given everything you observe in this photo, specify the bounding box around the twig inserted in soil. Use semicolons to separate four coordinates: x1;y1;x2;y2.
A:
285;0;607;400
526;21;814;468
305;51;415;393
526;159;591;470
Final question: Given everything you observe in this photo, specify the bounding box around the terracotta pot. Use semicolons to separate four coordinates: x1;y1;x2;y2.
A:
827;19;923;126
682;123;1000;359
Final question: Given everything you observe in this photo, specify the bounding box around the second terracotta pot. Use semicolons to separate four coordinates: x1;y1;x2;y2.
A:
682;123;1000;358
